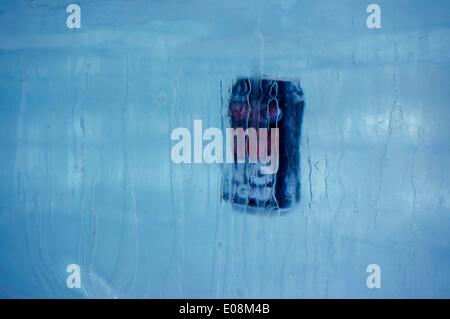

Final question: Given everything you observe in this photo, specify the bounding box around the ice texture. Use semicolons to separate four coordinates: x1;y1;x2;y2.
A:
0;0;450;298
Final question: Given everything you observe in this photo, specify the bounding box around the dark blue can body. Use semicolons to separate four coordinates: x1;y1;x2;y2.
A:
222;77;305;212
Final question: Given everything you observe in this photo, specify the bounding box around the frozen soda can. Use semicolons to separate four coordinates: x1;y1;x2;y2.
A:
221;77;305;212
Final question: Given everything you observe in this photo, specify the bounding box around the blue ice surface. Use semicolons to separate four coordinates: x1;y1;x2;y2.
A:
0;0;450;298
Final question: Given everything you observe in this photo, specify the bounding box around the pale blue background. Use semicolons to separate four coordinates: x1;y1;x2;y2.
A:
0;0;450;298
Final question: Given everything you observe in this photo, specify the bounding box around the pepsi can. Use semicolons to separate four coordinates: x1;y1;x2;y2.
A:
221;77;305;212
